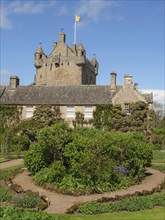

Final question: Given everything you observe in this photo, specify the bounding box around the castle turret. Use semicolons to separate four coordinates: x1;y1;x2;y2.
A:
59;32;66;44
77;42;86;57
34;44;45;69
75;42;86;65
91;55;98;75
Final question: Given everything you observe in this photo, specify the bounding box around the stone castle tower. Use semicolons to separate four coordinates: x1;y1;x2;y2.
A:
34;32;98;86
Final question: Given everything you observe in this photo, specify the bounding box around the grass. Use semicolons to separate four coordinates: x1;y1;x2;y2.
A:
152;150;165;172
152;150;165;163
52;207;165;220
152;163;165;172
0;164;25;181
0;158;10;163
0;151;26;162
1;164;24;171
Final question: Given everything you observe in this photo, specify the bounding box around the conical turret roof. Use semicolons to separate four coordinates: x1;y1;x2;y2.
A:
77;42;85;50
35;45;44;54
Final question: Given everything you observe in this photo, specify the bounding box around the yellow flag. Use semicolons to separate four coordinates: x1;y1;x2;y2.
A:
75;15;80;22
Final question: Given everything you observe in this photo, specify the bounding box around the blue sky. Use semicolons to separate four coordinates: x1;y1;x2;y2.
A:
0;0;164;94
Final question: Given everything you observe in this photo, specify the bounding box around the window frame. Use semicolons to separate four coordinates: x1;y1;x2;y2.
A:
26;106;34;118
84;106;93;118
66;106;75;118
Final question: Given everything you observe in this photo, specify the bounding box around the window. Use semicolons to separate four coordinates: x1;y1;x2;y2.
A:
67;106;75;118
84;106;93;118
124;103;130;114
26;106;33;118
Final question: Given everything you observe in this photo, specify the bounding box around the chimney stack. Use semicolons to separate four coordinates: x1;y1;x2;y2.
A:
134;83;138;91
124;74;132;86
10;76;20;89
110;72;117;89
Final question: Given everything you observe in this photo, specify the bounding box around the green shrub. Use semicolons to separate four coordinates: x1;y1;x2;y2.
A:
0;186;12;202
25;124;152;192
25;122;71;174
35;161;66;185
78;194;165;214
13;193;41;208
0;206;63;220
24;143;48;174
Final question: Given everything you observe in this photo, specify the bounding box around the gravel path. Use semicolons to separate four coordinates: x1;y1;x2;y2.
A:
0;158;24;169
12;168;165;214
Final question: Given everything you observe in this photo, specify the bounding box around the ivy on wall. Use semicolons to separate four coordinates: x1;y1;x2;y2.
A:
93;102;152;135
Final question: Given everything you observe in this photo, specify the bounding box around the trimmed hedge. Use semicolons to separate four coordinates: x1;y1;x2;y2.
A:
78;193;165;214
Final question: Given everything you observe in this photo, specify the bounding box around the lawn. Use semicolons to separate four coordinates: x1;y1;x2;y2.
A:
0;151;26;162
0;158;10;163
152;150;165;172
52;207;165;220
152;150;165;163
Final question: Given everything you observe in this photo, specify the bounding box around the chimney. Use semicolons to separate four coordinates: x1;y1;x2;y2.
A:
10;76;20;89
124;74;132;86
59;32;66;44
110;72;117;89
134;83;138;91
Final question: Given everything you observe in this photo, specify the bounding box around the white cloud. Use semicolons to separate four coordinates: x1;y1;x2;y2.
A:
0;6;12;29
76;0;118;21
0;70;12;75
9;1;45;14
0;1;57;29
141;89;165;106
57;5;68;16
0;70;12;85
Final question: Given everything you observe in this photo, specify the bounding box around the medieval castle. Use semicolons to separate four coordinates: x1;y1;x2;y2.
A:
0;32;153;121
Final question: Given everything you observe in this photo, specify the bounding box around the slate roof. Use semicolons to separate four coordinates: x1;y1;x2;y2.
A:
0;85;120;105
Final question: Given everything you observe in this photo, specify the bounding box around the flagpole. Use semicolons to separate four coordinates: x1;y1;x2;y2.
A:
74;15;76;44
